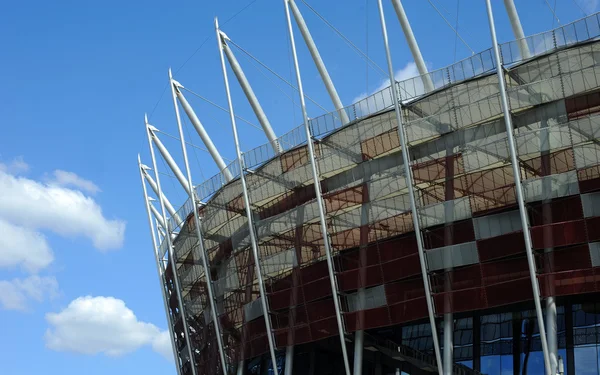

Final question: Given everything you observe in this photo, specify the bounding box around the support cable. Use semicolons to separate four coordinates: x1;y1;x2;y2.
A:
572;0;587;16
182;114;206;182
427;0;475;55
453;0;461;62
227;40;330;113
298;0;388;78
181;87;263;131
545;0;561;25
155;128;234;163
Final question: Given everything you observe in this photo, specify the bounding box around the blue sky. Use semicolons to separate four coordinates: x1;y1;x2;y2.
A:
0;1;596;374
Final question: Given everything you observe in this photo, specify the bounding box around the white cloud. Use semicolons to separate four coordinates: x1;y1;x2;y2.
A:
0;276;59;311
49;170;101;195
352;61;420;104
0;218;54;273
0;168;125;250
151;330;174;360
45;296;172;360
0;156;30;175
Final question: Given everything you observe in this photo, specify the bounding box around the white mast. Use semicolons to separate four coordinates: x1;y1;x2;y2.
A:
286;0;350;125
170;76;233;182
141;165;181;223
390;0;435;93
503;0;532;59
217;30;282;154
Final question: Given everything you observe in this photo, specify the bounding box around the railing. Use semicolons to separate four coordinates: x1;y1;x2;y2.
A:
160;12;600;254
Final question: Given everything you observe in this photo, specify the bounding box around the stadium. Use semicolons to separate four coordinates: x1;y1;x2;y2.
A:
138;1;600;374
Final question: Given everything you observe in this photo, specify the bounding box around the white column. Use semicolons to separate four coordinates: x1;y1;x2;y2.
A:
503;0;532;59
376;1;443;373
284;2;351;374
138;158;183;375
141;166;181;222
215;16;280;375
353;330;364;375
169;69;229;374
284;345;294;375
443;314;453;375
485;1;552;374
147;124;192;196
390;0;434;92
145;118;199;375
218;32;281;154
287;0;350;125
171;79;233;182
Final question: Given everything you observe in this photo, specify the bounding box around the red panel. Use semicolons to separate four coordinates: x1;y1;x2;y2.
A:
485;278;532;307
423;220;475;249
306;299;336;322
378;235;418;262
300;261;329;281
481;257;529;283
309;317;338;340
539;268;600;297
337;265;384;291
528;196;583;226
539;245;592;273
477;231;525;262
431;264;482;293
434;287;487;314
579;166;600;193
385;279;425;304
381;254;421;283
388;299;429;324
587;217;600;242
530;220;588;249
302;277;332;302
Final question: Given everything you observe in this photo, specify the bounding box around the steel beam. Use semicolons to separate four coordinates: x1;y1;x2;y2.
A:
287;0;350;125
503;0;532;59
147;126;192;196
485;1;552;374
215;16;280;375
376;1;443;374
141;166;181;222
138;157;183;375
389;0;434;92
218;32;281;154
169;69;230;375
145;117;199;375
284;2;351;374
171;80;233;182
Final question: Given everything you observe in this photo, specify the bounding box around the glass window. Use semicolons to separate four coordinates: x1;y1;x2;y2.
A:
481;313;513;375
573;303;600;375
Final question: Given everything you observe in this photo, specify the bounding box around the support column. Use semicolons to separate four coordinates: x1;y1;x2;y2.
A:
145;118;199;375
141;166;181;222
376;1;443;374
485;1;552;374
171;80;233;182
503;0;532;59
169;69;229;374
218;32;281;154
353;330;364;375
215;16;280;375
286;0;350;125
284;2;351;374
138;158;183;375
147;125;193;197
284;345;294;375
389;0;434;92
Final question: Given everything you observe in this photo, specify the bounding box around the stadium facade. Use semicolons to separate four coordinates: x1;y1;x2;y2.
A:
138;1;600;374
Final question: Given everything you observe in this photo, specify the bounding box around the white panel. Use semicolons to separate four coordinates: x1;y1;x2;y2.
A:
215;258;240;297
473;210;522;240
346;285;387;313
426;241;479;271
581;192;600;218
419;196;472;228
244;298;264;322
522;170;580;202
261;248;297;278
574;143;600;169
589;242;600;267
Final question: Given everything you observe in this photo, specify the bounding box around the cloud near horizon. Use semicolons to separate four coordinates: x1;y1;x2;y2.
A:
45;296;173;360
